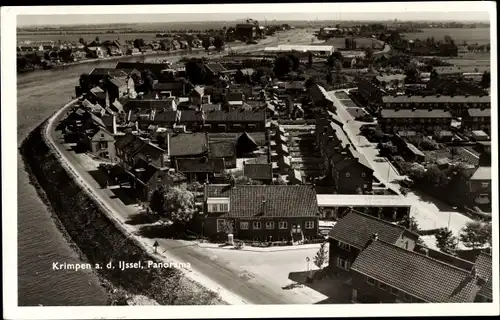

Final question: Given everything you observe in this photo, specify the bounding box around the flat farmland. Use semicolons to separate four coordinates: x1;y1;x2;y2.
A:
17;32;170;43
402;28;490;45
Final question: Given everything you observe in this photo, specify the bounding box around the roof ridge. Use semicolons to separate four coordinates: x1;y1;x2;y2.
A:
374;239;473;275
349;210;409;233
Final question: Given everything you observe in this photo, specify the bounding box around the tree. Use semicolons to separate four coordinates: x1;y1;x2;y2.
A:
202;37;211;51
273;176;288;185
286;54;300;71
219;220;234;235
430;69;438;80
162;186;195;227
149;187;166;215
398;215;420;232
79;37;86;45
313;242;328;269
308;52;313;67
234;175;262;185
480;71;490;88
133;38;145;49
95;36;100;44
214;36;225;52
364;46;374;60
184;58;206;85
326;70;333;84
435;227;458;255
459;220;491;249
273;55;293;78
404;64;419;84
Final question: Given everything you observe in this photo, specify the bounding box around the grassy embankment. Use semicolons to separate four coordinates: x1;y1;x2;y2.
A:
19;121;225;306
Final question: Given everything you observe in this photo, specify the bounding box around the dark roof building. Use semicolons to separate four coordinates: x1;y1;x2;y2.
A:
380;109;453;119
243;163;273;181
208;141;236;159
381;95;490;105
204;184;319;218
176;157;226;173
351;240;484;303
168;132;208;157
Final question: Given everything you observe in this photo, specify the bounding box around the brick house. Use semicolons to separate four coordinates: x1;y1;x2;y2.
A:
127;158;187;201
85;126;116;161
202;184;320;242
316;117;373;193
378;109;453;133
308;84;335;112
115;133;167;170
178;110;205;131
107;77;128;103
175;157;226;182
381;95;490;117
328;210;419;274
350;240;487;303
243;163;273;184
208;140;237;169
461;108;491;133
151;81;190;97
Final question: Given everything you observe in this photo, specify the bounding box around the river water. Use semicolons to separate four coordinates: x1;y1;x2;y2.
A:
16;56;174;306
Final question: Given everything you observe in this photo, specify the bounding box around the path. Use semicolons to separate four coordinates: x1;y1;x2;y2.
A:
327;89;472;239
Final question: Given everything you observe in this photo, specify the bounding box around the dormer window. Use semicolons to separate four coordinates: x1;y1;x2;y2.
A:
207;197;230;212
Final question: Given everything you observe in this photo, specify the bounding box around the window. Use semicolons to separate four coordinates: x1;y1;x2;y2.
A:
338;241;351;251
391;287;399;296
481;182;489;188
253;221;262;230
240;222;249;230
305;221;314;229
265;221;275;229
279;221;288;229
208;203;229;212
404;293;412;301
345;172;351;178
291;224;301;233
361;172;366;178
379;282;387;291
216;219;227;233
336;257;350;270
366;276;376;285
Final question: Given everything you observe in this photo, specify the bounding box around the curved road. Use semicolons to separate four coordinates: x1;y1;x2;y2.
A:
19;28;324;305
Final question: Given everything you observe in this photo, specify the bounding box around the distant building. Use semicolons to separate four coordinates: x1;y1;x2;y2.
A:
235;23;258;40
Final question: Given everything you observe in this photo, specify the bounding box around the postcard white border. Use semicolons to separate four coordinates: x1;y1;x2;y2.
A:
2;2;499;319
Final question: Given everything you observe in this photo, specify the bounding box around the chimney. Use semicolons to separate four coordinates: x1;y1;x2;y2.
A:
372;233;379;241
421;248;429;256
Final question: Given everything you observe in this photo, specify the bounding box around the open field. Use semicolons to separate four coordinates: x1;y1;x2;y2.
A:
402;28;490;45
322;36;384;49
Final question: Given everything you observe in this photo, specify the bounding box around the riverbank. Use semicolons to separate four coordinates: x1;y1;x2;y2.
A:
19;114;225;305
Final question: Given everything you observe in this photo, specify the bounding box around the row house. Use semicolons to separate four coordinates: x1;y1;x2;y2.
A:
175;157;226;182
202;184;320;242
127;158;187;201
115;133;167;171
461;108;491;133
316;117;374;194
453;166;492;211
203;110;267;132
350;239;487;303
328;210;419;275
243;163;273;184
378;109;453;133
308;84;336;112
381;95;490;117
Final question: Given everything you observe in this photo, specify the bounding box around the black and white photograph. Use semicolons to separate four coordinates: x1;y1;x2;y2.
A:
2;2;498;319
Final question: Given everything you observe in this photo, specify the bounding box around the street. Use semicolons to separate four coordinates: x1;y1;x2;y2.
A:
327;90;472;242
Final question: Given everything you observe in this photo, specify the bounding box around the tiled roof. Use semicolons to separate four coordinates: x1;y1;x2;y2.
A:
466;108;491;117
122;138;146;156
204;110;266;123
127;99;173;110
168;133;208;157
208;141;235;158
226;91;244;101
176;157;225;173
474;253;492;299
243;163;273;180
115;133;137;150
179;110;204;123
200;104;221;112
89;68;127;78
351;240;481;303
205;63;227;74
308;84;333;103
380;109;452;119
375;74;406;82
205;185;319;218
329;210;412;249
153;110;178;124
382;95;490;104
109;77;127;88
208;132;267;146
129;158;160;185
192;86;204;97
152;82;184;91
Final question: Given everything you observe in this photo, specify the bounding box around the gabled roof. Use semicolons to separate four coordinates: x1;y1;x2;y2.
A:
208;141;235;158
351;240;482;303
89;68;127;78
168;133;208;157
153;110;179;124
109;77;127;88
380;109;452;119
382;95;490;104
205;63;227;75
329;210;415;249
466;108;491;117
243;163;273;180
115;133;137;150
152;82;184;91
129;158;160;185
179;110;204;123
204;110;266;123
470;166;491;181
474;252;492;300
191;85;204;97
205;185;319;218
308;84;333;103
176;157;225;173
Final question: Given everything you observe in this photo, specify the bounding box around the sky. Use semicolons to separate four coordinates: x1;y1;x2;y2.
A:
14;4;492;27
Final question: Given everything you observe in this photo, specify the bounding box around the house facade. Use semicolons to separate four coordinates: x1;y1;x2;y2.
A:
378;109;452;133
461;108;491;133
202;184;320;242
87;127;116;160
